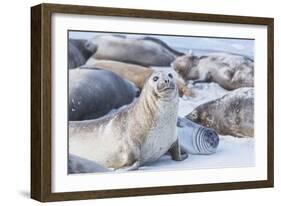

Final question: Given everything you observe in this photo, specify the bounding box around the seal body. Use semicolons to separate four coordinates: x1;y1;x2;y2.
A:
69;71;187;170
85;59;151;89
186;88;254;138
68;154;110;174
87;35;184;66
69;68;138;121
68;39;97;69
85;59;192;97
172;53;254;90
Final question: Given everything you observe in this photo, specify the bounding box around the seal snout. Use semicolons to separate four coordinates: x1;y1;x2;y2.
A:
154;72;176;92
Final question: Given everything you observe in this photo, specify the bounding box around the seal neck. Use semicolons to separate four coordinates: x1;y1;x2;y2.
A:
136;86;159;117
130;86;160;143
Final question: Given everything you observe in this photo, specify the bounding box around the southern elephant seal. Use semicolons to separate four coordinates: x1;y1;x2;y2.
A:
185;88;254;138
177;117;219;155
69;68;139;121
85;59;193;97
68;39;97;69
86;35;184;66
69;71;188;171
171;53;254;90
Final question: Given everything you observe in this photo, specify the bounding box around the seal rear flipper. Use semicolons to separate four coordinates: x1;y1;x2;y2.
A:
168;139;188;161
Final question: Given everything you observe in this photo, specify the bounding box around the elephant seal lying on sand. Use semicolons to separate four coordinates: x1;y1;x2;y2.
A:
69;68;139;121
68;39;97;69
186;87;254;138
69;71;188;171
86;35;184;66
85;59;193;97
171;53;254;90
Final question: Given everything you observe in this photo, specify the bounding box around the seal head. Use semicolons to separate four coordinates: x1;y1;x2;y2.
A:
147;71;177;100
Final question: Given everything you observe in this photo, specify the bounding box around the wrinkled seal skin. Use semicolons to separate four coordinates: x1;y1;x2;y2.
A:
177;117;219;155
186;88;254;138
171;53;254;90
69;68;139;121
85;59;192;97
69;71;188;171
87;35;184;67
68;39;97;69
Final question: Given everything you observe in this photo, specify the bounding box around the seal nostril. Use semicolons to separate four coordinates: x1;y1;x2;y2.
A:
165;79;169;83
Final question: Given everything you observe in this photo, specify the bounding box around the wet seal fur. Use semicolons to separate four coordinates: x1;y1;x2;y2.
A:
85;59;193;97
186;88;254;138
69;71;188;171
69;68;139;121
171;53;254;90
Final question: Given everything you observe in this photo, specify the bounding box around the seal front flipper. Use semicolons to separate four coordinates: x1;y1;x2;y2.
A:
192;71;212;85
114;161;141;172
192;79;209;85
192;75;212;85
168;139;188;161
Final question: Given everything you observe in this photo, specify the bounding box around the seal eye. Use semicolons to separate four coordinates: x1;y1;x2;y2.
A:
153;76;159;82
168;73;173;78
192;112;198;119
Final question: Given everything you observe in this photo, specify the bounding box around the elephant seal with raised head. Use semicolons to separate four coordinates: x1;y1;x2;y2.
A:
69;68;139;121
86;35;184;66
185;87;254;138
85;59;193;97
69;71;188;171
171;53;254;90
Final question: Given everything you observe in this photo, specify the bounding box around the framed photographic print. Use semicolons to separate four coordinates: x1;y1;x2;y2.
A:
31;3;274;202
